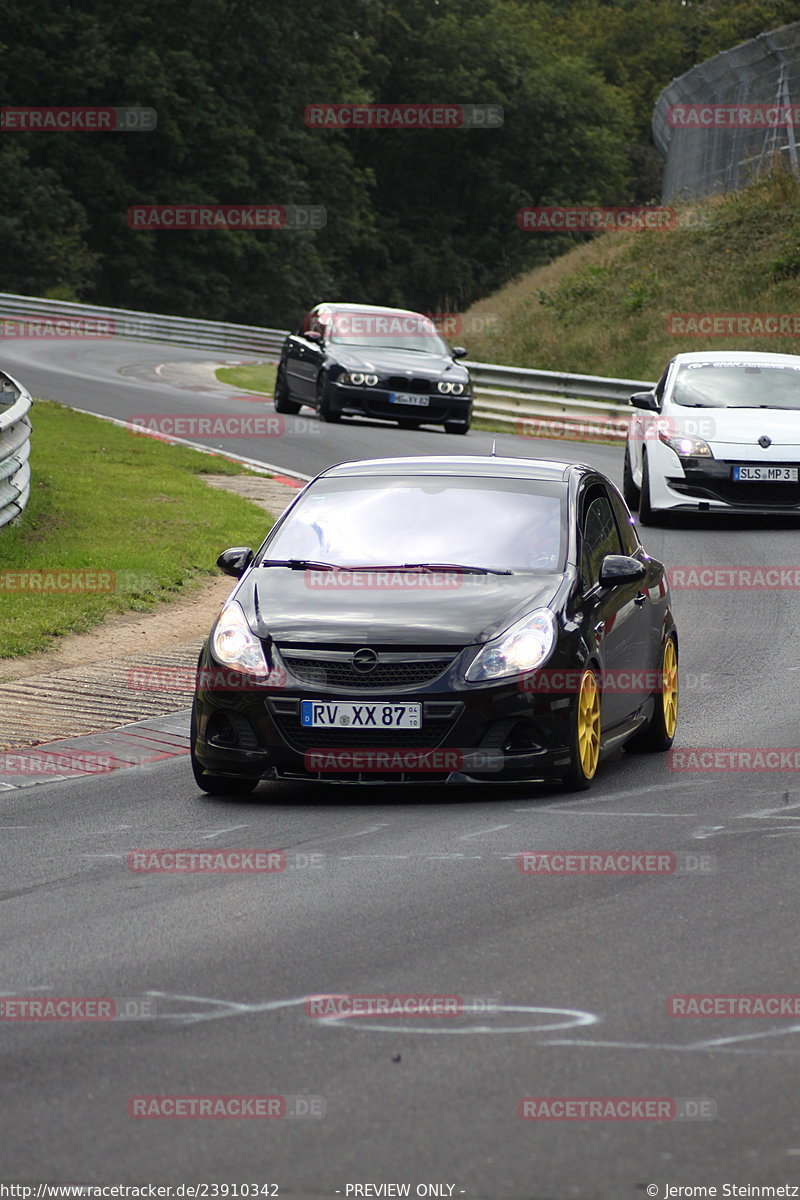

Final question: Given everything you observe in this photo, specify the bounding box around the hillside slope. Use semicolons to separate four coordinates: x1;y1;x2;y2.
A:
462;171;800;379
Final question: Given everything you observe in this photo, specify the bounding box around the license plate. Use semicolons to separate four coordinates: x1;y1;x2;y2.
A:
300;700;422;729
389;392;429;407
731;465;798;482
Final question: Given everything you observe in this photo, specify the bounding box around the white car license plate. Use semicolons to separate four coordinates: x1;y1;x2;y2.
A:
389;392;429;407
731;465;798;482
300;700;421;729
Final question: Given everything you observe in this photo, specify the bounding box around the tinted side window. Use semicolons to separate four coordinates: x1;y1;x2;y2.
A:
655;363;671;402
608;488;640;556
580;493;623;588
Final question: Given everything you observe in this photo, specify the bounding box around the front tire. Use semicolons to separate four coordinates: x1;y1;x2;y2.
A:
317;375;341;423
561;668;601;791
627;635;678;753
638;452;658;526
623;445;640;508
273;367;301;415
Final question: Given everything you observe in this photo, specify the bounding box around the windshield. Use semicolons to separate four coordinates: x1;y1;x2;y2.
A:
325;311;449;354
672;362;800;409
263;476;567;572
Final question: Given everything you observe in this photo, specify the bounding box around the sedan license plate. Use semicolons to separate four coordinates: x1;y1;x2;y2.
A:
731;465;798;482
389;391;429;407
300;700;421;729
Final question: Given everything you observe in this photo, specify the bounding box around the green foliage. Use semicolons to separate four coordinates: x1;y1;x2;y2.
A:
462;170;800;378
0;0;795;319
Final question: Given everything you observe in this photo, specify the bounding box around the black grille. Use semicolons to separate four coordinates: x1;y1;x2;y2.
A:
386;376;432;395
272;713;458;752
671;471;800;509
282;656;454;689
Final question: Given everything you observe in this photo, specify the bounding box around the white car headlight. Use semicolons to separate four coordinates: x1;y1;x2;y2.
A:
465;609;556;683
438;381;453;393
450;382;465;395
659;431;714;458
211;601;269;676
364;373;378;386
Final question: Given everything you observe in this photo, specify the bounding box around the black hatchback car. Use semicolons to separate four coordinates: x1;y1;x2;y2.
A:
274;303;473;433
190;456;678;794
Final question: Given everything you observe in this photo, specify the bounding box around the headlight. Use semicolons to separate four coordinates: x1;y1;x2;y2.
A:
211;601;269;677
438;381;453;393
659;431;714;458
364;373;378;386
465;609;556;683
344;371;365;385
450;382;465;395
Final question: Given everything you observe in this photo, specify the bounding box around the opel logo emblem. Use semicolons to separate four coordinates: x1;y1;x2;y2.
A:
759;435;772;449
352;647;379;673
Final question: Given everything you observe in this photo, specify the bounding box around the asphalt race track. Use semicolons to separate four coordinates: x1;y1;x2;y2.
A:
1;336;799;1198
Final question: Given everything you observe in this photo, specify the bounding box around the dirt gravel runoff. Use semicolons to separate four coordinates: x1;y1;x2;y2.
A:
0;474;299;750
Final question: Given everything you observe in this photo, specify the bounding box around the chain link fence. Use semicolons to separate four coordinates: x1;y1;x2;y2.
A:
653;21;800;202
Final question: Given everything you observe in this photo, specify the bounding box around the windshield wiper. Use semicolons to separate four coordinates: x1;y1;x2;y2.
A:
259;559;338;570
400;561;513;575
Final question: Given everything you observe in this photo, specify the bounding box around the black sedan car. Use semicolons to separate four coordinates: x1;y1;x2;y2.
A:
190;456;678;794
274;303;473;433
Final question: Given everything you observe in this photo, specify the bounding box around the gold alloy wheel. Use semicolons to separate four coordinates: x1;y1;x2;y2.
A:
577;670;601;779
662;638;678;739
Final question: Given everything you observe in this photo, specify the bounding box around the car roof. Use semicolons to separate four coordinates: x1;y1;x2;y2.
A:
316;455;590;483
670;350;800;367
314;302;432;320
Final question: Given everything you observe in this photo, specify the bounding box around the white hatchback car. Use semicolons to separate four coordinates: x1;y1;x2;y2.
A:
624;350;800;523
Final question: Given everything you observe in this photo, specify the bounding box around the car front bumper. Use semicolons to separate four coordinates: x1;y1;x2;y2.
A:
331;381;472;426
191;646;618;786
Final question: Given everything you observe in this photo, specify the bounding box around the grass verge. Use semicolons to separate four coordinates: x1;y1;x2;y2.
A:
461;170;800;379
0;400;272;659
217;363;276;395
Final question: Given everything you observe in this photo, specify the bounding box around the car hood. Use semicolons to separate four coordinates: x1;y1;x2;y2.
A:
231;569;563;647
332;347;468;379
673;405;800;447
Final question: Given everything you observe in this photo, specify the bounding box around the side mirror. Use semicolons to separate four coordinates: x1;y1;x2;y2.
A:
216;546;254;578
451;346;468;359
599;554;647;587
630;390;659;412
305;330;323;343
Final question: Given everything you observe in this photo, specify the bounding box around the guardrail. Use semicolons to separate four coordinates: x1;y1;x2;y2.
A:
0;371;32;529
0;291;655;441
0;291;286;357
